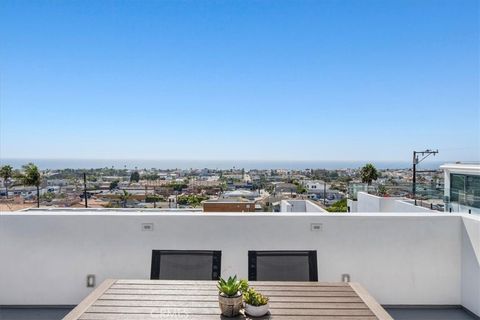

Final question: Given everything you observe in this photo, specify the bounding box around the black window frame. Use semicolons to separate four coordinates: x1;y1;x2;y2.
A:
248;250;318;281
151;250;222;280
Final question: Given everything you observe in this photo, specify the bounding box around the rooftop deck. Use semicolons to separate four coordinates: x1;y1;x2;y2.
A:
1;211;479;318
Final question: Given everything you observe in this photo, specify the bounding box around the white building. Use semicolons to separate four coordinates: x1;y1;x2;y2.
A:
305;180;329;193
441;163;480;215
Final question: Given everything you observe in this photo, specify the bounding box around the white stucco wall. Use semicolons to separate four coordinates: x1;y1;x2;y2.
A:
305;201;326;212
355;192;435;213
279;200;292;212
461;215;480;315
392;200;436;213
356;192;382;212
1;211;473;314
280;200;306;212
280;200;326;212
347;199;357;212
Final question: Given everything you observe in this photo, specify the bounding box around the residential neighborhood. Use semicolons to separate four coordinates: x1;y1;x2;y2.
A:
0;162;449;213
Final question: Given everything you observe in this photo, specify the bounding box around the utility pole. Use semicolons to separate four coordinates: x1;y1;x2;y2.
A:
412;149;438;200
323;181;327;206
83;172;88;208
153;186;156;209
175;191;178;209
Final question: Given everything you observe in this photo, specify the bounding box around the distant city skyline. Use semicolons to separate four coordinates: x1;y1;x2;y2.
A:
0;0;478;161
0;158;456;170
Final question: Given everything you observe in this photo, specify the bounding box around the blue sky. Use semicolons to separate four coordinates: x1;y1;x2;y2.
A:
0;0;478;162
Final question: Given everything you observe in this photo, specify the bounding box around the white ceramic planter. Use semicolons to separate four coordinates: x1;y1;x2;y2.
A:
245;303;269;317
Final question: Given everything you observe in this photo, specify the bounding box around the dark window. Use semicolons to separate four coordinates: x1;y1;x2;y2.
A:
450;174;464;202
248;250;318;281
450;174;480;209
151;250;221;280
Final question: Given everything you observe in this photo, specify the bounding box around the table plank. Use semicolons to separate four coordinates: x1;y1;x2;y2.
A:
106;288;358;297
116;279;349;286
94;300;368;309
85;306;374;316
111;284;354;292
100;294;364;303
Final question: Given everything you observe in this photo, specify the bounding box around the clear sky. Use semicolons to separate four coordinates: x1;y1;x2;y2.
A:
0;0;478;162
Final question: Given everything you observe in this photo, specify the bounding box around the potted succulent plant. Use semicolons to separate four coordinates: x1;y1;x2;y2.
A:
243;288;270;317
217;276;243;317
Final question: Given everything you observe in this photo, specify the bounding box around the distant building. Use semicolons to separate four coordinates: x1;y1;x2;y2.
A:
203;198;255;212
441;163;480;214
222;190;259;200
46;179;68;187
274;183;297;194
189;177;221;187
304;180;329;193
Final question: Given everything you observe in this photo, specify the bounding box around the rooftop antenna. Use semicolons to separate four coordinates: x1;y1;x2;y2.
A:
412;149;438;200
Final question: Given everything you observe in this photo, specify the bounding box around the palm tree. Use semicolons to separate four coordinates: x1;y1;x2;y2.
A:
119;190;132;208
21;163;42;207
360;163;379;186
0;165;13;199
377;184;388;196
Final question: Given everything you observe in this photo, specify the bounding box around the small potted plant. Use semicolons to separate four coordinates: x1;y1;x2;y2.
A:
217;276;243;317
243;288;270;317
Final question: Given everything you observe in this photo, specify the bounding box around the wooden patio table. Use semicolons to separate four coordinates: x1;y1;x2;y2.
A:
64;279;393;320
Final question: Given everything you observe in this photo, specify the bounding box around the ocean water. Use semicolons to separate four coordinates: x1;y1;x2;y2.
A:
0;158;446;170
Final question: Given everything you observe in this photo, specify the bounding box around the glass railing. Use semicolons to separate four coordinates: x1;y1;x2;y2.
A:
347;183;443;200
444;188;480;214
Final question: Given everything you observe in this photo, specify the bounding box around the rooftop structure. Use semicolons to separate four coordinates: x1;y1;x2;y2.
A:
441;163;480;215
280;199;327;212
348;192;439;213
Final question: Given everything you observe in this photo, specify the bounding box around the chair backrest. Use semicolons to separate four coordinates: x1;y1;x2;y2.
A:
151;250;221;280
248;250;318;281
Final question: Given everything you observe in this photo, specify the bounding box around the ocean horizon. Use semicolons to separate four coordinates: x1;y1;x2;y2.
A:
0;158;449;170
